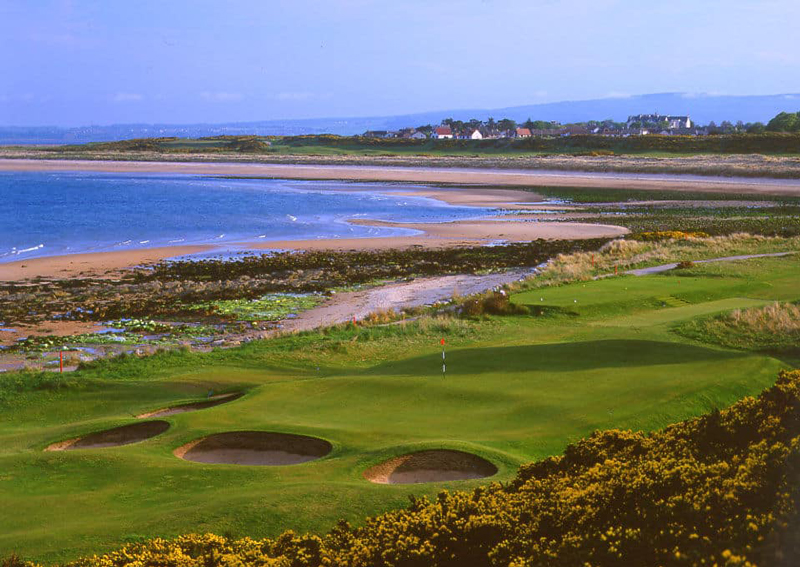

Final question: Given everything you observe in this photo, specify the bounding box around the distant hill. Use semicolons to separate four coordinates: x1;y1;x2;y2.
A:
1;93;798;144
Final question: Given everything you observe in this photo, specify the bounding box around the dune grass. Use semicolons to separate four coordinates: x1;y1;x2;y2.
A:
1;254;799;563
676;301;800;352
517;232;800;288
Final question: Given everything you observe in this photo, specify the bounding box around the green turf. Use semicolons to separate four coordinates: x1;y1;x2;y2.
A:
1;255;799;563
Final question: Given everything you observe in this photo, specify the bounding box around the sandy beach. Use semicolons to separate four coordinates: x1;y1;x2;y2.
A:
0;158;642;282
0;245;211;281
348;219;628;240
3;158;800;196
0;219;625;281
1;156;782;282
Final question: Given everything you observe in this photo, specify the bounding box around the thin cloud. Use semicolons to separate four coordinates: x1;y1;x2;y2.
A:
112;92;144;103
200;92;244;102
275;92;314;101
274;92;330;101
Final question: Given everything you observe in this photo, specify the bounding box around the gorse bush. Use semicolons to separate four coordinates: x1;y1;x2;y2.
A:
460;291;528;317
636;230;710;241
14;370;798;566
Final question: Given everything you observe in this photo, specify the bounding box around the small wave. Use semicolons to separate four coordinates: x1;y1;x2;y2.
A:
217;234;225;239
119;240;133;246
168;238;185;243
286;214;298;222
139;240;150;244
16;244;44;254
257;234;267;238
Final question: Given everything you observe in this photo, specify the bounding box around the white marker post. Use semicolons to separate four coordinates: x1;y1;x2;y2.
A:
441;338;446;378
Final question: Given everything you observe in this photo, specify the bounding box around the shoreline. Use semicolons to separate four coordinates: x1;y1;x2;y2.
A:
3;155;785;282
0;220;627;282
0;161;632;282
3;158;800;195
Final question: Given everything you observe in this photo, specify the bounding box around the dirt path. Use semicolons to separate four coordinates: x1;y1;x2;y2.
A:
625;252;796;276
277;268;535;333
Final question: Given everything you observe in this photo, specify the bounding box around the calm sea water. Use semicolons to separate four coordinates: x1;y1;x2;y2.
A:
0;172;492;262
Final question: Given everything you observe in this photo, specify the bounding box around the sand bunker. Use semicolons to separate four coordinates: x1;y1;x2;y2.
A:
136;392;243;418
364;449;498;484
174;431;332;466
46;420;170;451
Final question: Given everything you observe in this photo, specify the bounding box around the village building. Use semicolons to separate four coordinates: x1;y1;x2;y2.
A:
560;126;591;136
626;114;692;129
455;128;484;140
363;130;399;138
398;128;427;139
515;127;532;138
433;126;453;139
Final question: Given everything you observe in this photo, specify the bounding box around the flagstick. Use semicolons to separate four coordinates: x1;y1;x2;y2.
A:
441;338;446;379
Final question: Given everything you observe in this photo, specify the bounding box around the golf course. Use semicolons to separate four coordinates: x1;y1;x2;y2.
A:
2;245;798;563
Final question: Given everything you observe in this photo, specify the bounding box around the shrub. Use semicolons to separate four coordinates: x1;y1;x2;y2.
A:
636;230;710;241
460;291;529;317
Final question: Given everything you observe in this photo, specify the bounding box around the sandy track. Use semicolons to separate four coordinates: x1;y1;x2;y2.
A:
279;269;533;333
625;251;796;276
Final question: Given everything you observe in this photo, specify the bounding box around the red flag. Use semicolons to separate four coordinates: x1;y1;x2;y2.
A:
440;338;445;346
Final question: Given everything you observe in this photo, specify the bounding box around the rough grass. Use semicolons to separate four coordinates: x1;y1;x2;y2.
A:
676;302;800;351
517;233;800;288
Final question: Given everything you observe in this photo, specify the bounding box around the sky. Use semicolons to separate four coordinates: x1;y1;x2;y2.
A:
1;0;799;127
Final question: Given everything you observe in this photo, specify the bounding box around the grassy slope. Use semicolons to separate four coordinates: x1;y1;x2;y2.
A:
1;255;799;562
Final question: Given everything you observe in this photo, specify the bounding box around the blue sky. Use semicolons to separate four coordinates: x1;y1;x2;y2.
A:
1;0;798;126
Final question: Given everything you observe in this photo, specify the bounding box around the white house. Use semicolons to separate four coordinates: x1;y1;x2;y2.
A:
434;126;453;139
627;114;692;129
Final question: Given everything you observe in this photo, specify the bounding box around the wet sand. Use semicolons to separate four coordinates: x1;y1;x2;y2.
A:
0;218;622;282
348;219;628;240
0;245;211;281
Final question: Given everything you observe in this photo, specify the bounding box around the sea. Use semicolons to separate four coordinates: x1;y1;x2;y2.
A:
0;171;493;262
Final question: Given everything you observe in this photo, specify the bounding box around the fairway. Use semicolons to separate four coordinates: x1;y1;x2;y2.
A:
2;255;799;563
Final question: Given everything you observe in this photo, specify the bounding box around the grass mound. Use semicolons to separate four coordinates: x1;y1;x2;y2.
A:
363;449;497;484
677;302;800;352
41;370;800;567
174;431;332;466
45;421;170;451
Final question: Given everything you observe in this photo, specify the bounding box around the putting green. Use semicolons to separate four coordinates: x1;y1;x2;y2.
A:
1;254;798;563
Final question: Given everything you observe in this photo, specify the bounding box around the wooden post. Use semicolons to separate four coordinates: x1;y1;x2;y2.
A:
59;350;63;373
